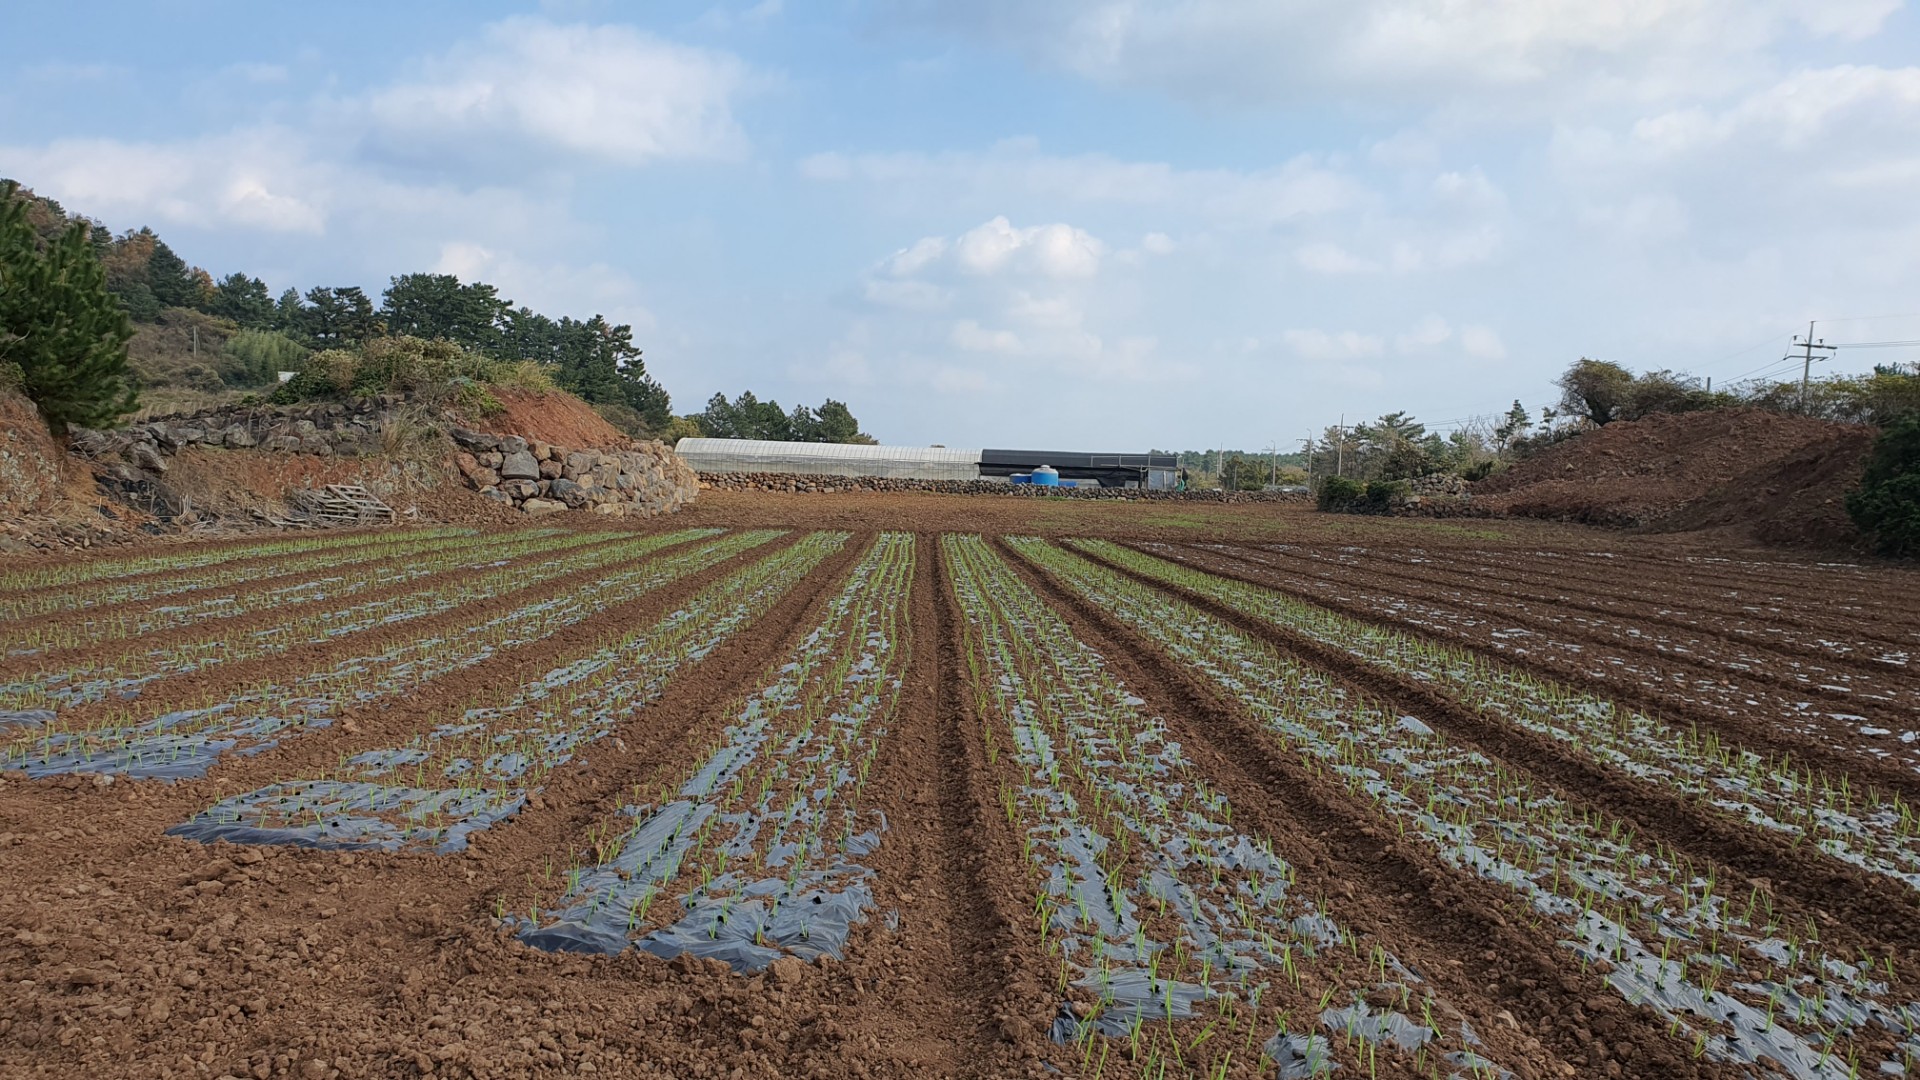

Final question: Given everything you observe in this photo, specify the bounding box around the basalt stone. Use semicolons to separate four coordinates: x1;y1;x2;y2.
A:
500;479;540;501
521;497;567;516
499;450;540;481
538;459;563;480
222;425;257;449
549;477;589;508
498;435;529;455
450;427;500;453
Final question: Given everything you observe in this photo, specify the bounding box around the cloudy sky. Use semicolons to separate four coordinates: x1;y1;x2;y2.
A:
6;0;1920;449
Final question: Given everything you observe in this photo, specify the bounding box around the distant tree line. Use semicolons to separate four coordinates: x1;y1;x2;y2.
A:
0;178;874;444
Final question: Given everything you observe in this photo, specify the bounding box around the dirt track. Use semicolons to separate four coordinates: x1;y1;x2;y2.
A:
3;497;1919;1079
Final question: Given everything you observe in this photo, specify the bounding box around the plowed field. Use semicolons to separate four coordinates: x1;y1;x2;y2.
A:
3;500;1918;1080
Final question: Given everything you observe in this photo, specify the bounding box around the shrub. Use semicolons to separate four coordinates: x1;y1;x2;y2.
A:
1316;475;1364;512
1846;414;1920;558
1361;479;1410;513
220;328;309;388
492;359;559;394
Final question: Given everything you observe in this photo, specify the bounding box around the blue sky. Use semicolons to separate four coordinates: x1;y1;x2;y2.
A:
6;0;1920;449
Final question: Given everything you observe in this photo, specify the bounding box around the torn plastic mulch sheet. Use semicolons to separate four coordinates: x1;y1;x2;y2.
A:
164;779;524;853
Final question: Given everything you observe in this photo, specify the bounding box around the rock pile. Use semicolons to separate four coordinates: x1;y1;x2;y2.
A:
1409;473;1471;499
451;429;697;517
699;471;1308;503
71;402;395;464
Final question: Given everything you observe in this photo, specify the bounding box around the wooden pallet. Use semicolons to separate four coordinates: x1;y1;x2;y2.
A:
291;484;395;526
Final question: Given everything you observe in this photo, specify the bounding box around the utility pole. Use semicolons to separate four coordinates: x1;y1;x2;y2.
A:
1336;414;1345;478
1786;321;1836;412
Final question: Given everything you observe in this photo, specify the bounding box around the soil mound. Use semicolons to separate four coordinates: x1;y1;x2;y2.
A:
453;388;630;449
1473;408;1873;546
0;392;65;515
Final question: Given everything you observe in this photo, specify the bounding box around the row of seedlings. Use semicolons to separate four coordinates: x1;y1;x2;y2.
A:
0;530;782;778
1019;538;1920;1079
516;532;911;971
0;529;717;714
170;532;854;855
0;525;475;595
1093;542;1920;897
0;526;478;626
0;527;571;659
948;535;1509;1080
1235;543;1915;672
1200;543;1920;766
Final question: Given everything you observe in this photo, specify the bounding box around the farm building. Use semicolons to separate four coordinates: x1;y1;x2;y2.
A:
675;439;1179;488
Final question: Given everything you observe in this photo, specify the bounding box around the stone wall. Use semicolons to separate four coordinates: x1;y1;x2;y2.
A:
451;428;697;517
70;401;394;466
67;400;700;520
698;471;1308;503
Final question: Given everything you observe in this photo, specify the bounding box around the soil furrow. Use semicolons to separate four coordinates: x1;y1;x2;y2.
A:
1161;542;1920;806
20;529;745;738
1076;545;1920;963
993;537;1710;1079
0;526;472;602
1341;545;1920;642
0;528;637;684
0;528;513;653
1224;542;1920;684
165;532;798;795
1186;543;1920;778
847;536;1031;1078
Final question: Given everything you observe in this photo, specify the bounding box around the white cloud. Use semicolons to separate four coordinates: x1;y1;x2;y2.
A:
432;242;657;331
365;17;751;166
1;130;328;234
885;216;1108;280
1140;231;1175;255
1460;324;1508;360
1394;315;1453;351
957;217;1105;277
950;319;1023;353
1295;242;1378;275
864;278;953;311
881;0;1900;110
801;141;1359;229
1282;329;1386;361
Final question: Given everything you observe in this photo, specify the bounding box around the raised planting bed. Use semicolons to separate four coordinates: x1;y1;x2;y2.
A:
517;532;910;967
1021;537;1920;1079
1;530;772;779
172;532;853;854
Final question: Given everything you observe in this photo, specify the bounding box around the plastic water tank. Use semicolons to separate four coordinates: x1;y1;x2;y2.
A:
1009;473;1032;485
1032;466;1060;487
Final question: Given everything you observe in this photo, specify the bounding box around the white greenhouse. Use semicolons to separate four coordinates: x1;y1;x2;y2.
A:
674;439;984;481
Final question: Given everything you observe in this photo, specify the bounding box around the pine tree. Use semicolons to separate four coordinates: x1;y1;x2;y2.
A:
0;182;137;432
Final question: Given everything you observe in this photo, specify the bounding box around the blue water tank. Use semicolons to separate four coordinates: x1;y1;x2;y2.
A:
1032;466;1060;487
1009;473;1032;485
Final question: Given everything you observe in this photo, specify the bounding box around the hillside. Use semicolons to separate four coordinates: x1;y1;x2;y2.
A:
1472;408;1876;548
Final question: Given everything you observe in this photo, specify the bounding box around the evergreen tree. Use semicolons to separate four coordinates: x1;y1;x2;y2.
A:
208;273;274;328
381;273;507;352
0;182;137;431
145;237;200;309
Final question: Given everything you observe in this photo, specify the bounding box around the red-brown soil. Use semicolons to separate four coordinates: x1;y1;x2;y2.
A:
2;503;1918;1078
1473;408;1876;547
451;389;632;450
